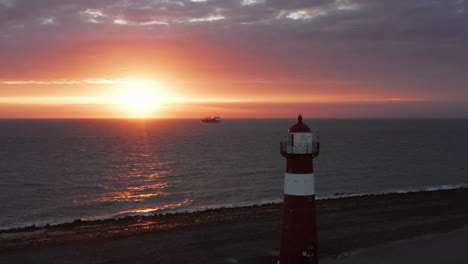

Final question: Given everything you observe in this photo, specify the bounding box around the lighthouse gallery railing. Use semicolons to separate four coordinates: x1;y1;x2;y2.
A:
280;132;320;158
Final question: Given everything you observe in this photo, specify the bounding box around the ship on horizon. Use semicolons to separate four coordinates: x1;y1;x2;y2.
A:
201;116;221;123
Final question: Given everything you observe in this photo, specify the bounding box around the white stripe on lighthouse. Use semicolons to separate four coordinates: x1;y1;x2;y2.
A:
284;173;315;196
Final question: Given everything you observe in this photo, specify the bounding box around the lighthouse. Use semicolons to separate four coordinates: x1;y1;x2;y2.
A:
279;115;320;264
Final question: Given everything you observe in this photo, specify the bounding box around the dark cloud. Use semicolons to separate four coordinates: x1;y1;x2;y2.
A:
266;0;331;9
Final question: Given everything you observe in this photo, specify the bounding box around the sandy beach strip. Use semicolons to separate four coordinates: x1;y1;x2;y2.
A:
1;188;467;263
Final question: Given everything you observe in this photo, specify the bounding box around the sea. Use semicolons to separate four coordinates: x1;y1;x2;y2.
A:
0;118;467;230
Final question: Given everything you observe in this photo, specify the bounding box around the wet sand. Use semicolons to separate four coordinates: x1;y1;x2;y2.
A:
1;188;467;263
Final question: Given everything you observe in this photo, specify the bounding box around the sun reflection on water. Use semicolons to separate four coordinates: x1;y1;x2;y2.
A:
95;182;171;202
116;198;194;214
94;198;194;219
87;121;191;219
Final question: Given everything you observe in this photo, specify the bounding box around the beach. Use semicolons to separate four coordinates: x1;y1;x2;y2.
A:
1;188;467;263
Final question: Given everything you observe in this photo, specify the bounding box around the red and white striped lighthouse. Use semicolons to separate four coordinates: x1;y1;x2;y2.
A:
279;114;320;264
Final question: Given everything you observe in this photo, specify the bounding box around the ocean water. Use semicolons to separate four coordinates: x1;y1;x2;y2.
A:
0;119;467;230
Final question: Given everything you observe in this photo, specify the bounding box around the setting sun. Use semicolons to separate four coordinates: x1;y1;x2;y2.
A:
100;78;174;118
124;89;158;113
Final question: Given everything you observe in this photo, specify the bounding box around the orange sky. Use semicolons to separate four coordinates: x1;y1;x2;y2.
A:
1;0;467;118
0;40;439;118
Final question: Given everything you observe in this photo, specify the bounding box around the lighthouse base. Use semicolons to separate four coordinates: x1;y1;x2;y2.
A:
279;194;319;264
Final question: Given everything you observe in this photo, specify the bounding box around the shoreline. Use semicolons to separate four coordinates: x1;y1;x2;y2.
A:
2;184;467;234
1;187;467;263
0;202;283;251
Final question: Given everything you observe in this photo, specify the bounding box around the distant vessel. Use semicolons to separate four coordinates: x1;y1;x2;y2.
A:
201;116;221;123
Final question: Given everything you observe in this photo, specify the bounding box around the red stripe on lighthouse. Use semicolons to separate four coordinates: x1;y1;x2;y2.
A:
286;158;313;174
280;194;318;264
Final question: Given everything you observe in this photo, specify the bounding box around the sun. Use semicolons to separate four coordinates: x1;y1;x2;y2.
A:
122;88;159;117
97;78;176;118
126;90;155;111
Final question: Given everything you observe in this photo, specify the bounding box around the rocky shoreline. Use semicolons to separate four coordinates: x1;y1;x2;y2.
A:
1;188;467;263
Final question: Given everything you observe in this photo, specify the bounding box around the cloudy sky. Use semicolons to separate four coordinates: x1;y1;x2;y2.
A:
0;0;467;118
